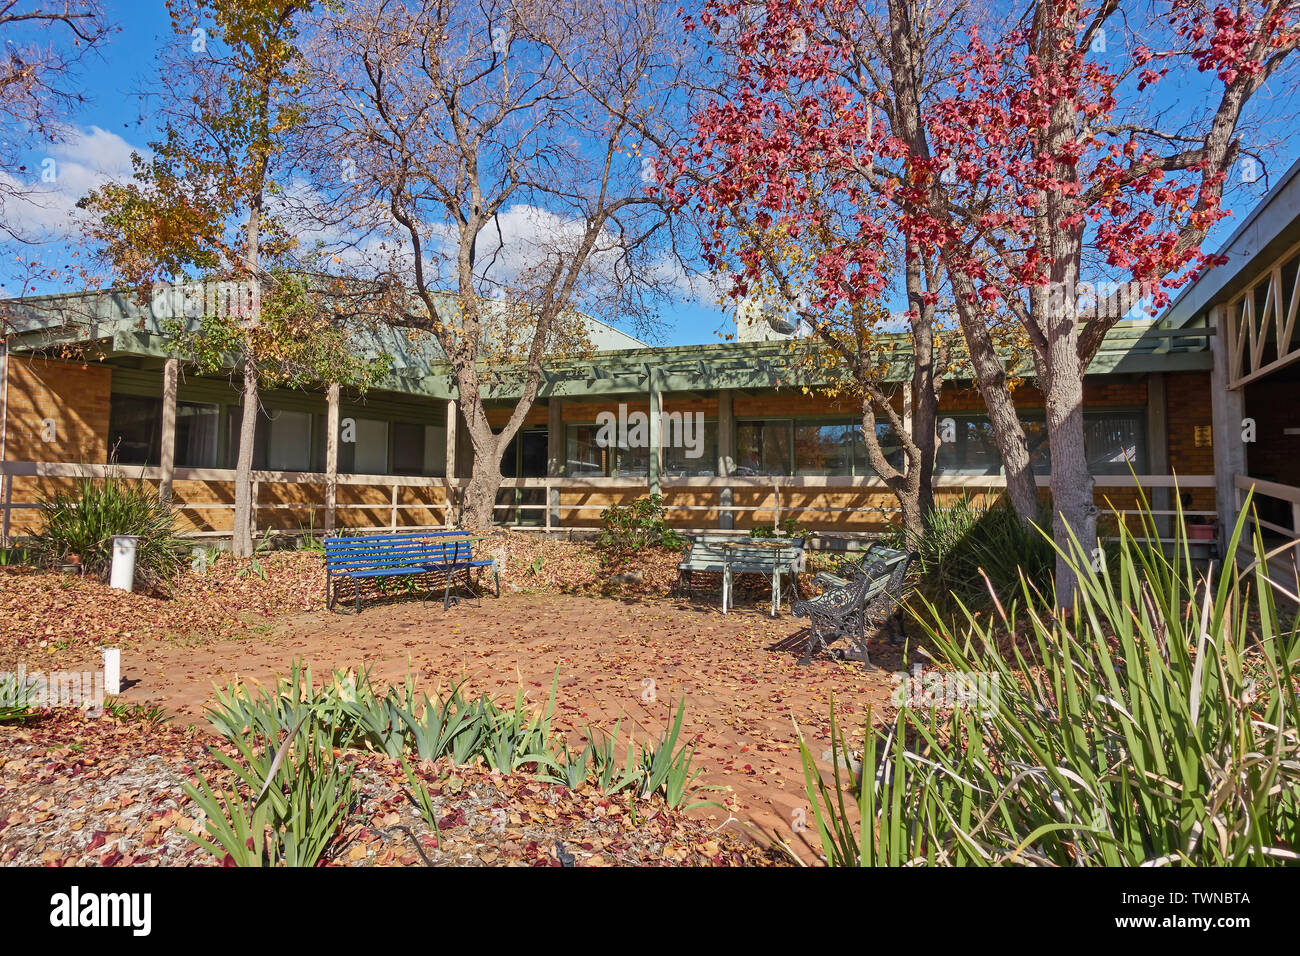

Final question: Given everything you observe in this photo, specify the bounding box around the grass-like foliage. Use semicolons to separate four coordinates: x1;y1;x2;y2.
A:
886;494;1054;618
30;471;183;588
189;663;716;864
800;490;1300;866
184;709;355;867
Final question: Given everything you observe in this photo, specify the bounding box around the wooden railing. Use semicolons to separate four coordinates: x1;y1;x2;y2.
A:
1233;473;1300;567
0;460;1217;544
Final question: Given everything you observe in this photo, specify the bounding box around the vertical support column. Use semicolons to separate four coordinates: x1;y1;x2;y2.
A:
717;388;734;530
159;358;178;505
1145;372;1170;540
325;383;340;534
1;473;11;547
1210;305;1247;557
444;399;458;526
648;368;662;499
547;398;563;529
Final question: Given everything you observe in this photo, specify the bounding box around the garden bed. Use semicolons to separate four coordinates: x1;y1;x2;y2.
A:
0;710;786;867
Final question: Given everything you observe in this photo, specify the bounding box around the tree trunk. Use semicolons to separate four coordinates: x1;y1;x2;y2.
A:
231;360;258;556
231;177;263;557
1044;370;1094;601
951;291;1040;523
457;395;505;530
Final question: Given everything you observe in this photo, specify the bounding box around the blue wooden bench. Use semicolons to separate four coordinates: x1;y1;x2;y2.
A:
324;531;499;613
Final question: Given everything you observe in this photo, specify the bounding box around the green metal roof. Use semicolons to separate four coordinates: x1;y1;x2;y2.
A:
2;289;1212;403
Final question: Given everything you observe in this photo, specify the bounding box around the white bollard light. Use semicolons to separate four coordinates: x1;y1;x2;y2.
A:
109;535;137;592
103;648;121;695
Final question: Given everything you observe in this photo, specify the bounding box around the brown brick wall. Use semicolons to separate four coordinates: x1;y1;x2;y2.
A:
1165;370;1215;511
4;356;110;463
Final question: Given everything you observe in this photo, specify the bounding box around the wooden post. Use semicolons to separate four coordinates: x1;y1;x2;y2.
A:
1292;500;1300;573
1145;372;1170;540
717;388;734;530
547;399;563;529
647;368;662;498
1;472;10;546
325;383;340;533
391;483;398;531
1210;305;1247;555
250;479;258;539
159;358;178;504
444;399;458;527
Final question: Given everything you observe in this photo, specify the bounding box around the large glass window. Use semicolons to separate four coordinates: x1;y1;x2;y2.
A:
1085;413;1145;473
267;410;313;472
736;420;794;475
340;417;387;474
175;402;219;468
393;422;447;476
108;394;162;465
935;415;1003;475
795;421;856;476
934;411;1145;476
663;419;718;477
565;424;606;477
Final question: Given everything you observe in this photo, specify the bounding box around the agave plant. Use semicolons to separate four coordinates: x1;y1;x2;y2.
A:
800;489;1300;866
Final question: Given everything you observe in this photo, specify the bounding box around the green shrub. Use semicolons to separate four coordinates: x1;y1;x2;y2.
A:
886;495;1054;618
798;491;1300;866
30;472;183;587
597;494;684;554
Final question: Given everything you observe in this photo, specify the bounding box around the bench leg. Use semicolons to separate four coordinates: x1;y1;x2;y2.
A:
493;566;499;598
722;567;730;614
443;570;453;610
355;577;362;614
326;571;334;611
771;570;779;618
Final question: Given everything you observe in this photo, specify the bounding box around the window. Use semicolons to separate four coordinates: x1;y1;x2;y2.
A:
934;411;1146;476
340;417;387;474
393;422;447;476
108;394;162;465
663;419;718;477
175;402;219;468
736;420;793;475
935;415;1003;475
1085;413;1145;473
795;421;856;476
565;424;606;477
266;410;313;472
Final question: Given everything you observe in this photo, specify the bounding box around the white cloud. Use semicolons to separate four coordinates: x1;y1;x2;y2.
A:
0;125;146;241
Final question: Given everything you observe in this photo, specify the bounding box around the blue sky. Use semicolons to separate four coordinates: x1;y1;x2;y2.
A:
3;1;1297;347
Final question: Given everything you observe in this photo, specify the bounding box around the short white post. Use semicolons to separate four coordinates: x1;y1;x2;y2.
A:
109;535;137;591
102;648;121;695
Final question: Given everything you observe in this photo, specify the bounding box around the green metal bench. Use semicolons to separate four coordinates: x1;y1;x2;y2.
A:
677;533;806;616
794;544;915;667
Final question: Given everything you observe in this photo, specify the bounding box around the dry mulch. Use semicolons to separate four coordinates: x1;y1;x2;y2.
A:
0;710;788;867
0;532;823;668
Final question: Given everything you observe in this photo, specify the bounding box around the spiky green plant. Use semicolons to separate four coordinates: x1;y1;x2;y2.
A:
184;709;354;867
30;471;183;587
800;489;1300;866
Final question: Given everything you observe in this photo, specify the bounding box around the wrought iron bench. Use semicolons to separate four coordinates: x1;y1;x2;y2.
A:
793;546;915;667
677;533;806;616
324;531;499;613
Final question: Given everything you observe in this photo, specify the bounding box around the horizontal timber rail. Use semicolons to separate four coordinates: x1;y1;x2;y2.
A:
0;461;1215;544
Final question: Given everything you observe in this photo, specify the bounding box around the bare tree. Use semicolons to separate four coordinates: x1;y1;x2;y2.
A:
0;1;113;243
304;0;690;528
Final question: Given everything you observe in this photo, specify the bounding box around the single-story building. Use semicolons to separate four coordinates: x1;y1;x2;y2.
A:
2;155;1296;553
